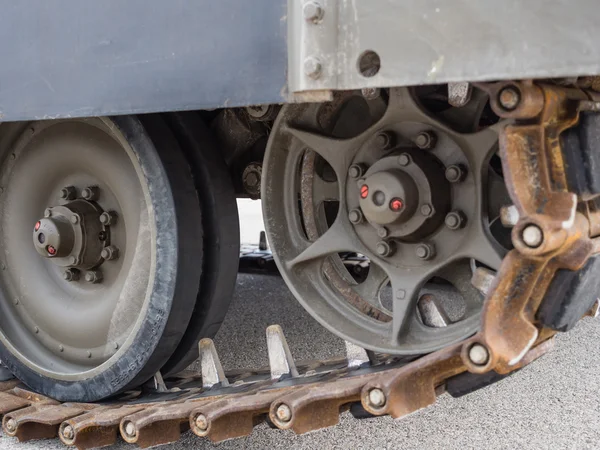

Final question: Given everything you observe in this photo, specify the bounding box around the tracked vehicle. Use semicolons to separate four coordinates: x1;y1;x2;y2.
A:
0;0;600;447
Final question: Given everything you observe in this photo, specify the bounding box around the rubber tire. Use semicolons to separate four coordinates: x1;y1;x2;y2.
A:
0;115;202;401
161;112;239;376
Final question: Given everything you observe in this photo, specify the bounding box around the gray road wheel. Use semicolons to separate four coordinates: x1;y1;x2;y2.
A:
0;116;202;401
263;88;508;355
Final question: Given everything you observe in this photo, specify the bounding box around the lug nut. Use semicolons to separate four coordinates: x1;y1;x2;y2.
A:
368;388;386;408
63;269;80;282
415;243;435;260
445;211;466;230
304;56;322;79
101;245;120;261
84;270;102;284
377;227;389;238
397;153;411;167
468;343;490;366
195;414;208;431
44;208;52;218
375;131;393;150
303;1;324;23
415;131;437;149
498;86;521;111
348;209;364;224
99;211;117;226
522;224;543;248
81;186;99;201
376;241;395;257
62;425;74;440
276;404;292;423
348;164;366;179
445;164;467;183
70;214;80;224
60;186;77;200
420;204;434;217
5;418;16;432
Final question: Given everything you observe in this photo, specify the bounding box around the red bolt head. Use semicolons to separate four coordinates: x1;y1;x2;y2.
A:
46;245;56;256
389;198;404;212
360;185;369;199
34;221;41;231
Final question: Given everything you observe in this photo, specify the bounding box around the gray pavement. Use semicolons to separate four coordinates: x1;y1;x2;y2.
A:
1;273;600;449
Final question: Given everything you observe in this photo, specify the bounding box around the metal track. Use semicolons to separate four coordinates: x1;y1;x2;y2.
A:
2;81;600;448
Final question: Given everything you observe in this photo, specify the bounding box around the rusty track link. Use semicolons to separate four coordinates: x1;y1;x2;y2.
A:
1;82;600;448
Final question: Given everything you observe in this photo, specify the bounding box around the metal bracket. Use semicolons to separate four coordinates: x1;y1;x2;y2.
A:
288;0;600;96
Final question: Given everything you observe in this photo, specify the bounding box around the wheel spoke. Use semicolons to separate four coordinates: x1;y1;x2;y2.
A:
386;270;427;343
286;127;355;181
459;223;505;270
287;217;363;269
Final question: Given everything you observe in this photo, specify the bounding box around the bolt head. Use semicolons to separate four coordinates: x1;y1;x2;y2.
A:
361;87;380;100
69;256;78;265
377;227;389;238
368;388;386;408
445;165;466;183
63;269;80;282
303;1;324;23
522;224;543;248
60;186;77;200
70;214;80;224
415;243;435;260
468;343;490;366
415;131;437;149
420;204;434;217
195;414;208;431
397;154;411;167
44;208;52;218
99;211;117;226
376;132;393;150
376;241;394;257
81;186;99;201
304;57;322;79
101;245;119;261
348;209;363;224
498;86;521;111
445;211;466;230
84;271;102;284
62;425;74;440
276;404;292;423
348;164;365;179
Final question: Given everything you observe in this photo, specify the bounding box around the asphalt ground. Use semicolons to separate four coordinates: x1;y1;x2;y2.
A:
1;272;599;450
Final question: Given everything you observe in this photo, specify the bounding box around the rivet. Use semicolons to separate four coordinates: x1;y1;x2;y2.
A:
304;56;322;80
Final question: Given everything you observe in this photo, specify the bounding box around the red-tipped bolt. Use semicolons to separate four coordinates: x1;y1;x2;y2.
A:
46;245;57;256
389;198;404;212
360;185;369;199
34;221;41;231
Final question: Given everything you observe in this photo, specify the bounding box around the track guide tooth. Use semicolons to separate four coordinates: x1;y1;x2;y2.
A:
199;338;229;388
344;341;373;368
266;325;299;379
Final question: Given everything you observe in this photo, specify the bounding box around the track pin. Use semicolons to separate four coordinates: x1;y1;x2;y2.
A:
266;324;299;380
199;338;229;388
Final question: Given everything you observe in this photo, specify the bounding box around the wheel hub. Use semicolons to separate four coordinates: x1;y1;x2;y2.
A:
32;196;112;271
